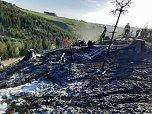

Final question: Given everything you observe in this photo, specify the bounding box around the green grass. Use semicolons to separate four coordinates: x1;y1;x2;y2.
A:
21;8;94;32
21;9;63;21
21;9;77;30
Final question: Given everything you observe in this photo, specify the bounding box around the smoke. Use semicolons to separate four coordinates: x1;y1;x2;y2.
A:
75;22;124;42
75;22;103;42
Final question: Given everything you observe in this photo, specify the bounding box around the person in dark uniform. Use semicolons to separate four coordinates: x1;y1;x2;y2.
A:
100;25;107;43
124;23;130;38
135;29;140;38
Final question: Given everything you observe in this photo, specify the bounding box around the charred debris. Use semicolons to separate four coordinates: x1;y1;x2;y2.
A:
0;38;152;113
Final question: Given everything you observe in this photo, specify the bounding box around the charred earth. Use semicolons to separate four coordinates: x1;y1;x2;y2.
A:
0;39;152;113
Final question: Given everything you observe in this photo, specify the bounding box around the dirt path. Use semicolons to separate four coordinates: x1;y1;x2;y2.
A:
1;57;23;66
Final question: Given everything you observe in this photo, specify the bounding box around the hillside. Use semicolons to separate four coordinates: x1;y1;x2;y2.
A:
21;9;127;41
24;9;139;41
0;1;138;61
0;1;75;60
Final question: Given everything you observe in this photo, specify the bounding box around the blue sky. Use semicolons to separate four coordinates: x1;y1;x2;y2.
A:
3;0;107;11
3;0;152;28
3;0;108;18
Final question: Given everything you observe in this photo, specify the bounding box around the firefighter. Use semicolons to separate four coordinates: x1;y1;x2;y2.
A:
100;25;107;43
124;23;130;38
135;29;140;38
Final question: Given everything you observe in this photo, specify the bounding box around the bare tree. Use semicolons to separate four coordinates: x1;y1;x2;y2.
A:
101;0;132;71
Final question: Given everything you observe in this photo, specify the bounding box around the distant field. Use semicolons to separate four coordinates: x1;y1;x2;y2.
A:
1;57;23;66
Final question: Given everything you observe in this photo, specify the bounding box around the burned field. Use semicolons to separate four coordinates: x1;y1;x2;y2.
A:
0;39;152;113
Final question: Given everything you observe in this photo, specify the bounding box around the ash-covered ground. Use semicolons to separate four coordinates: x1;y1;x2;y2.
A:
0;39;152;114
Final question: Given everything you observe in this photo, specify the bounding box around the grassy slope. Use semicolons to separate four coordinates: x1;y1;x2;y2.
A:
21;9;76;30
21;9;131;41
0;1;75;39
0;1;78;60
1;1;137;43
23;9;120;40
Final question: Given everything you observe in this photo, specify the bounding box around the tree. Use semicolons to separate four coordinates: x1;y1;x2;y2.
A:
15;47;20;57
0;42;7;59
101;0;132;71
